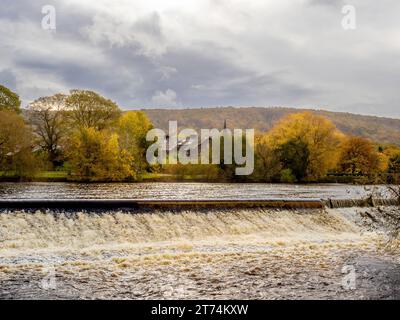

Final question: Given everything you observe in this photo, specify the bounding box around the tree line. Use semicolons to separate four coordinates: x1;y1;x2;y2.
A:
163;112;400;183
0;85;152;181
1;84;400;183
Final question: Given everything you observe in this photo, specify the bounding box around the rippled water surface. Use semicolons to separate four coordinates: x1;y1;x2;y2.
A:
1;182;398;300
0;182;390;200
0;206;399;299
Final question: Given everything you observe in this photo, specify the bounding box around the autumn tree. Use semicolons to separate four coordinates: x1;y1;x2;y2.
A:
252;134;281;182
117;111;153;174
65;90;121;130
268;112;343;181
0;85;21;113
67;127;135;182
337;136;380;176
27;94;67;167
0;111;39;178
388;153;400;175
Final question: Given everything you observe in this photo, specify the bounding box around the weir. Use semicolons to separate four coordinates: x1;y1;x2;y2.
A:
0;201;398;269
0;206;366;250
0;199;324;210
0;198;397;210
323;198;399;208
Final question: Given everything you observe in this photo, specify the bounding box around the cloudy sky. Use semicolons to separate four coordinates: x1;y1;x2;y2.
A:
1;0;399;117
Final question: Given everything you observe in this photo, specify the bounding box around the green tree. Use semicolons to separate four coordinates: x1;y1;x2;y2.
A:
0;85;21;113
280;168;296;183
67;127;135;182
276;139;310;181
66;90;121;130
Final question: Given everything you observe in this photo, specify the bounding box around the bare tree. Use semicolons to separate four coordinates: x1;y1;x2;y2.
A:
27;94;67;167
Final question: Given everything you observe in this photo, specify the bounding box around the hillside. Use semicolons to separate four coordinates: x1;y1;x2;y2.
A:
144;107;400;145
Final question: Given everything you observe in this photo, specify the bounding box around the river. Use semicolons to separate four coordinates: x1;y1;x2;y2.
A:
0;183;399;300
0;182;391;200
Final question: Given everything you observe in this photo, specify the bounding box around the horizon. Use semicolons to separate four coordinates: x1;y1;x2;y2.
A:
19;100;400;120
121;105;400;120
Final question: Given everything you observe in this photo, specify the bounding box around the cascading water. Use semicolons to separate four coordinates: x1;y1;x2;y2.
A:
0;206;399;300
0;208;362;251
326;198;399;208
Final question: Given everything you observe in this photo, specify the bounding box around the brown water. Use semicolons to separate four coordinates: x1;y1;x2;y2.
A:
0;206;399;300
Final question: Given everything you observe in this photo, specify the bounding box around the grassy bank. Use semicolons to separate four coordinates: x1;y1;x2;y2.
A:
0;171;217;183
0;171;68;182
0;171;382;184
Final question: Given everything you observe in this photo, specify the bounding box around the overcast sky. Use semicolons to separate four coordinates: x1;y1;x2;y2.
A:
1;0;399;117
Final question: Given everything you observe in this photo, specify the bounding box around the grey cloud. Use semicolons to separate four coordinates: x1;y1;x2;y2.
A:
134;12;163;39
0;0;399;117
307;0;345;8
0;0;44;20
0;69;17;91
155;47;317;107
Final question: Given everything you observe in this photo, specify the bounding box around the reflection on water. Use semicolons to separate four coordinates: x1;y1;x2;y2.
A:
0;182;390;200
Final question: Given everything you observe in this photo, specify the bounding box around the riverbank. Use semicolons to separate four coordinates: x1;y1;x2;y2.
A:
0;172;221;183
0;171;374;184
0;172;175;183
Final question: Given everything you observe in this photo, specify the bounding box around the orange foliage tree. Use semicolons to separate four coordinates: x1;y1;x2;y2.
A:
338;136;381;176
267;112;343;181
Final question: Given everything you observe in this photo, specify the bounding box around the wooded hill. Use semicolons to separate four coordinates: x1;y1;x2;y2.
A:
144;107;400;145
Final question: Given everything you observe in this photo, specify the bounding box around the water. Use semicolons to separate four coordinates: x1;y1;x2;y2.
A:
0;182;398;299
0;182;390;200
0;208;361;251
0;206;399;299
